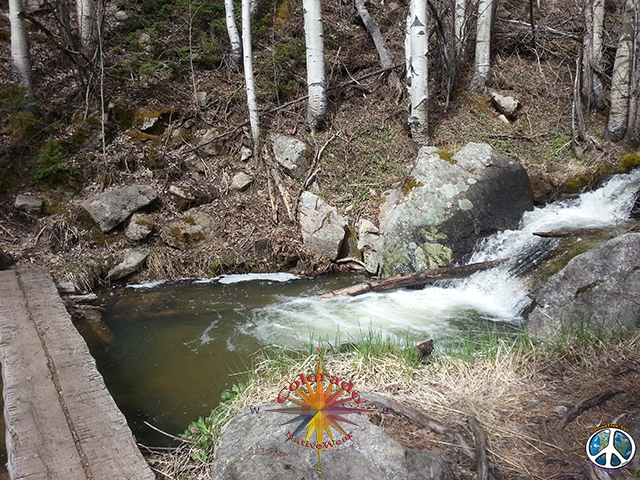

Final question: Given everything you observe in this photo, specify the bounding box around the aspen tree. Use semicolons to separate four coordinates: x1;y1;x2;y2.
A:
77;0;97;53
9;0;33;96
242;0;260;157
606;0;635;141
405;0;429;143
471;0;494;91
225;0;242;67
303;0;327;132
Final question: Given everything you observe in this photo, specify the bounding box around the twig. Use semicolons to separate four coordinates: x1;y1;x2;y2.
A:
555;388;624;431
360;392;475;459
143;421;193;443
467;416;491;480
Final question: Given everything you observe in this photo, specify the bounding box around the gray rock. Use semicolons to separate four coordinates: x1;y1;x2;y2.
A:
115;10;128;21
528;233;640;338
14;194;43;215
81;185;157;232
125;213;154;241
241;146;253;162
357;219;381;274
160;211;214;250
270;133;311;177
490;91;521;121
378;143;533;277
211;407;453;480
107;248;150;281
168;185;196;200
299;192;348;261
57;282;77;294
184;155;205;173
231;172;253;191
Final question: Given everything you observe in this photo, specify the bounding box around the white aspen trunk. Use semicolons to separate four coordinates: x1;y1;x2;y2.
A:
406;0;428;143
454;0;466;57
591;0;605;109
9;0;33;95
471;0;494;92
303;0;327;132
76;0;96;53
581;0;594;107
225;0;242;66
242;0;260;157
625;2;640;147
606;0;635;142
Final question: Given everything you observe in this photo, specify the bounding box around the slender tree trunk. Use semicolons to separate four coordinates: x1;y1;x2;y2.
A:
303;0;327;133
582;0;605;111
9;0;33;96
406;0;429;144
242;0;260;157
454;0;467;57
471;0;494;92
225;0;242;67
56;0;74;50
606;0;635;142
625;1;640;146
77;0;97;53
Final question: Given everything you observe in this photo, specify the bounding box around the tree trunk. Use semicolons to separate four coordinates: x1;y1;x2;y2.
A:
56;0;74;50
313;259;506;298
76;0;97;53
471;0;494;92
606;0;635;142
355;0;403;97
9;0;33;96
625;2;640;147
303;0;327;133
406;0;429;144
582;0;605;111
454;0;467;57
225;0;242;67
242;0;260;157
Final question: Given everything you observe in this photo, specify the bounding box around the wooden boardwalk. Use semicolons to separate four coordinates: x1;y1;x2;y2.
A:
0;268;155;480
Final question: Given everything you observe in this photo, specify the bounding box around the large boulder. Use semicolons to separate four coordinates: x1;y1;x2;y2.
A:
377;143;533;277
211;407;453;480
528;233;640;338
81;185;157;232
298;192;348;261
14;194;43;215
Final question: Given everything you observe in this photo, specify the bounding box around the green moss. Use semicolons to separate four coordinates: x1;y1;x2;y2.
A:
437;148;456;164
619;152;640;173
402;177;424;196
563;175;592;193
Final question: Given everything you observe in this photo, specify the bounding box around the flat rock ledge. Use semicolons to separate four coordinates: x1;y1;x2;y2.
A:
211;407;453;480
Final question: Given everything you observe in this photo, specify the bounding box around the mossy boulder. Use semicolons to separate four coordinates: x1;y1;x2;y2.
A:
160;211;215;250
377;143;533;277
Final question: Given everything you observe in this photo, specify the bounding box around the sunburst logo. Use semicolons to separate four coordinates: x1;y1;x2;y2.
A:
270;360;373;461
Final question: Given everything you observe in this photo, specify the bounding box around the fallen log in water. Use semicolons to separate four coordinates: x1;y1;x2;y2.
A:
313;259;508;298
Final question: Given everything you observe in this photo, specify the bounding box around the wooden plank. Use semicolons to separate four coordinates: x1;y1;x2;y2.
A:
0;268;155;480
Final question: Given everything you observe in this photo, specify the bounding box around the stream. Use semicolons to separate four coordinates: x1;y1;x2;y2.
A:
95;168;640;446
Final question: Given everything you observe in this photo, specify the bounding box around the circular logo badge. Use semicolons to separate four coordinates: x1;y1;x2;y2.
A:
586;427;636;470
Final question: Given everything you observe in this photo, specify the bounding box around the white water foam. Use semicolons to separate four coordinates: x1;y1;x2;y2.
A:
246;170;640;344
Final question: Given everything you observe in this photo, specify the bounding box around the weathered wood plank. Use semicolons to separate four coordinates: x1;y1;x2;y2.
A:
0;268;155;480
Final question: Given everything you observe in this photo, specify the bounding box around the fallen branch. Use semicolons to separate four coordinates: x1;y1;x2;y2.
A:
555;388;624;431
360;392;475;459
533;228;603;238
467;417;490;480
313;259;507;298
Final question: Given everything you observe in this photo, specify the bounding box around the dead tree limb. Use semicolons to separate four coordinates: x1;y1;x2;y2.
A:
555;388;624;431
354;0;403;100
360;392;475;459
468;417;490;480
313;259;507;298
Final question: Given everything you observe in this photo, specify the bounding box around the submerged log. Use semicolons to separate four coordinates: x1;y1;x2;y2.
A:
313;259;507;298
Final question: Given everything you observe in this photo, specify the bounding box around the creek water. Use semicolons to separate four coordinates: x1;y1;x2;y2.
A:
95;169;640;446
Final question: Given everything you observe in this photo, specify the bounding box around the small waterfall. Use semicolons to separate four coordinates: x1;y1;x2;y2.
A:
249;169;640;345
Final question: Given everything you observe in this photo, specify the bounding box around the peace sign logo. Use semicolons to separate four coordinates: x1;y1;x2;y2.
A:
586;426;636;470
